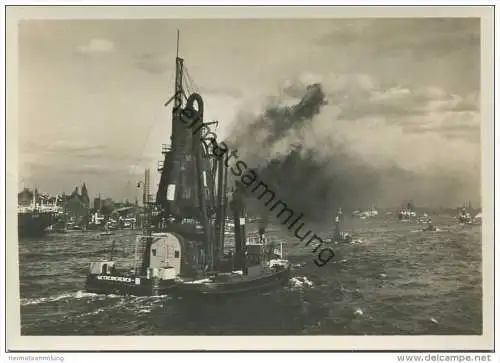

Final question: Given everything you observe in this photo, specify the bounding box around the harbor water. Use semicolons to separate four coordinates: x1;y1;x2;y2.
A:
18;215;482;335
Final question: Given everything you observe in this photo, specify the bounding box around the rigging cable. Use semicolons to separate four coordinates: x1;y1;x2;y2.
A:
184;66;219;134
185;66;201;93
183;71;195;95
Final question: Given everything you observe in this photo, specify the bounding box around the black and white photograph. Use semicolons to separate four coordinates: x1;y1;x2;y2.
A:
4;4;495;353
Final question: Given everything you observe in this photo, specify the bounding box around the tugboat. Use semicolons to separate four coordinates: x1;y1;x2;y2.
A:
84;31;291;297
398;202;416;222
84;169;178;296
336;208;352;243
326;208;352;244
457;207;473;224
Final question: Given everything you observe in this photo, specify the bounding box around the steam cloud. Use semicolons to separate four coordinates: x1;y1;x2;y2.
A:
223;73;481;222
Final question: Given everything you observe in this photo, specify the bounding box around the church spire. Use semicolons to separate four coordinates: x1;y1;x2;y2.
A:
81;182;90;208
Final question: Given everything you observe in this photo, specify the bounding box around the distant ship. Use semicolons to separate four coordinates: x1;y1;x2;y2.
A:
326;208;352;244
359;207;378;219
457;200;474;225
398;202;416;221
457;209;473;224
18;208;54;238
18;189;63;238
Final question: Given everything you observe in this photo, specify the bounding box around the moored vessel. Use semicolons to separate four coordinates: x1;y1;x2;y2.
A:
18;189;62;238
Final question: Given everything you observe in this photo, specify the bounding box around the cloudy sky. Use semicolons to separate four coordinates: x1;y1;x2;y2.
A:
17;18;481;206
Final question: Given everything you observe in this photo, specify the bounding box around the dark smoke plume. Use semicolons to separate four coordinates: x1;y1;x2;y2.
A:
222;75;480;223
223;84;386;221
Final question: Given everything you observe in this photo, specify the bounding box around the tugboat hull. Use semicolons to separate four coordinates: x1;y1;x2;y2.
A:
176;266;291;297
85;274;177;297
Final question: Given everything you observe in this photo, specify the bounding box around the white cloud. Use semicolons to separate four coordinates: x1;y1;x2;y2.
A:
76;38;115;54
272;72;479;140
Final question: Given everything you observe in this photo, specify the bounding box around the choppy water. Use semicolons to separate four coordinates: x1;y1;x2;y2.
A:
18;215;482;335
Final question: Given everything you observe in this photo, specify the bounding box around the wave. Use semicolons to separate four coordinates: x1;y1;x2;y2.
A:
289;276;314;290
20;290;100;306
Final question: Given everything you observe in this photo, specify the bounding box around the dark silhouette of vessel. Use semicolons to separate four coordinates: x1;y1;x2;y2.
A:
84;31;291;297
18;189;61;238
18;209;55;238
